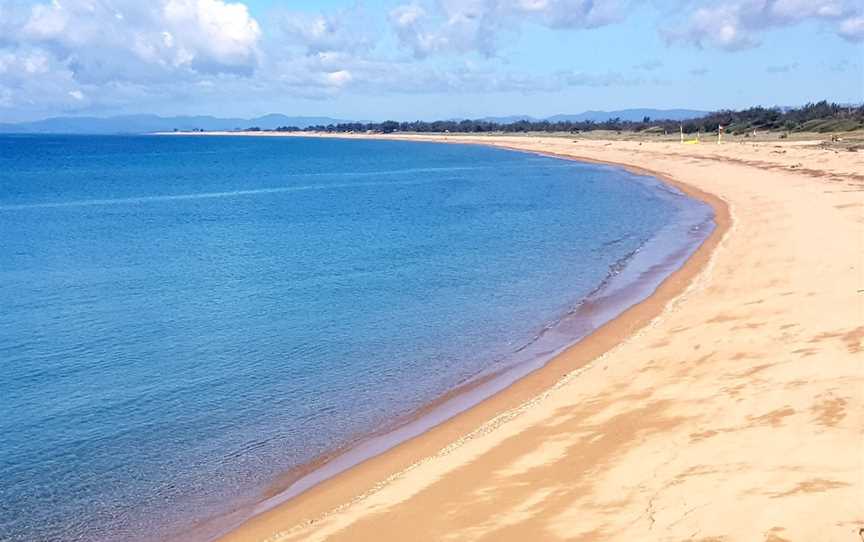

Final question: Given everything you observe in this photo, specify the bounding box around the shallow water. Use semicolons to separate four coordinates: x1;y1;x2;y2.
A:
0;135;712;541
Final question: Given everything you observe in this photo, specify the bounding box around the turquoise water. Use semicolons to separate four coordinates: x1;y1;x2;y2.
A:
0;135;712;541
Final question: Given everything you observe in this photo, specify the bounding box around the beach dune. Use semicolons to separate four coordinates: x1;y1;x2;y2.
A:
218;135;864;542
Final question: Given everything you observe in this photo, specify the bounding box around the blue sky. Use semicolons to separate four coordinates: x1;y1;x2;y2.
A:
0;0;861;121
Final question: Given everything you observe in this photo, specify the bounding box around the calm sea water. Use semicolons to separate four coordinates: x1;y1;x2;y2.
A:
0;135;712;541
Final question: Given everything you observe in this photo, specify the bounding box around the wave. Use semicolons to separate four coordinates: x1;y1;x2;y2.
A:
0;163;586;211
0;178;440;211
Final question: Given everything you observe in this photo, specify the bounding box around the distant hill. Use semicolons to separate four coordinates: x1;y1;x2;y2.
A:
3;104;858;136
0;109;710;134
0;114;354;134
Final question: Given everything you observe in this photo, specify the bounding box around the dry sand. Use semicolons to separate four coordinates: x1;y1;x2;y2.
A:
216;135;863;542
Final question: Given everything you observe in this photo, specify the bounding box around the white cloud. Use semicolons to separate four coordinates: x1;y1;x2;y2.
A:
0;0;263;118
0;46;64;82
664;0;864;50
0;43;89;117
162;0;262;68
389;0;626;57
389;1;501;57
273;5;377;54
258;50;632;99
13;0;261;81
838;15;864;41
515;0;624;28
391;3;426;27
326;69;353;87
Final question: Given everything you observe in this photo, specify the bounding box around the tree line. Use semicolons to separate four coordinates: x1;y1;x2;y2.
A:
257;101;863;135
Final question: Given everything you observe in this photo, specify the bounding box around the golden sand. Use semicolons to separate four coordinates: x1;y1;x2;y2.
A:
215;135;863;542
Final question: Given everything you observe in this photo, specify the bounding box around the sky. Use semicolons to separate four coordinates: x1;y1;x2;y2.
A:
0;0;862;122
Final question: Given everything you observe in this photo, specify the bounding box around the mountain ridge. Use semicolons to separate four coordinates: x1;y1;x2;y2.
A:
0;114;355;134
0;109;709;134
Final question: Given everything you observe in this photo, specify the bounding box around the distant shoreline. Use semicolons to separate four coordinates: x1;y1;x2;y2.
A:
151;128;862;145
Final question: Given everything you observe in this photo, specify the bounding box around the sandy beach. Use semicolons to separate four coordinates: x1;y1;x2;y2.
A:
214;134;863;542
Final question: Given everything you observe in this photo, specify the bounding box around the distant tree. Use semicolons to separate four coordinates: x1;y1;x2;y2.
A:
380;121;400;133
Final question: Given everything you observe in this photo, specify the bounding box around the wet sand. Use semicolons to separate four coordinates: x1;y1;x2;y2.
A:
215;135;863;541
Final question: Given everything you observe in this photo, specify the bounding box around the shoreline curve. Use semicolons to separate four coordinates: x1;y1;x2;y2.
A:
184;134;731;542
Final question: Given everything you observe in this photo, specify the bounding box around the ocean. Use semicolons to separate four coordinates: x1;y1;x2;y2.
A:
0;135;713;541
